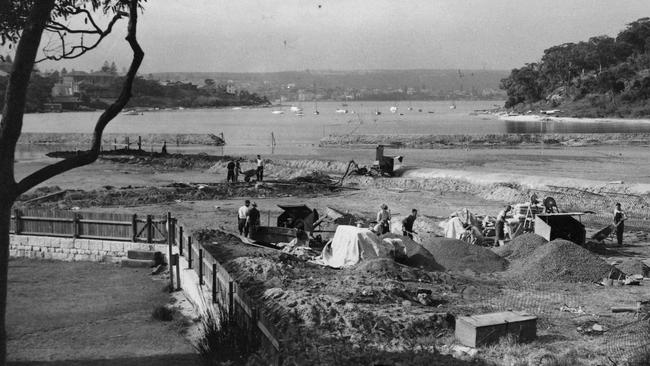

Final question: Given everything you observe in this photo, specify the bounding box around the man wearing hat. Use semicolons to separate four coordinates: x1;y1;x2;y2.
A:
376;204;391;234
246;202;261;239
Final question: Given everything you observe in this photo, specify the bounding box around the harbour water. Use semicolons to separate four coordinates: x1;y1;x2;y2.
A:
20;100;650;158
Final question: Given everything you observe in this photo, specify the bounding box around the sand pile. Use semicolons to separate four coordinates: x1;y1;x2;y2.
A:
510;239;622;283
493;233;547;259
421;238;508;273
615;259;650;277
382;233;444;272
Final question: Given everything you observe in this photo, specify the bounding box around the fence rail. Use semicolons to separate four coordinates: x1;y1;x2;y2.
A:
172;221;283;364
10;208;169;243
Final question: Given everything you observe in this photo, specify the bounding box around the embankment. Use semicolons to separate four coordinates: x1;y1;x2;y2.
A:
319;133;650;148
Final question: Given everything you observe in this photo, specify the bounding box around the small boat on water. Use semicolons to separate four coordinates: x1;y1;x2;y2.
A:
335;109;348;114
449;102;457;110
122;109;142;116
389;106;398;114
232;107;243;110
290;106;302;113
271;110;284;114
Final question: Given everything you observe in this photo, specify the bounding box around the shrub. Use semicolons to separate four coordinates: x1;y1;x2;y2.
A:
151;305;174;322
194;302;260;365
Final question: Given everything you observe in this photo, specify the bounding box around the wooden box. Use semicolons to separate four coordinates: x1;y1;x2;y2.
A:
455;311;537;348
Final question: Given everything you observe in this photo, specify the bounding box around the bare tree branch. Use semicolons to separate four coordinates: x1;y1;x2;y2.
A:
36;9;126;62
16;0;144;196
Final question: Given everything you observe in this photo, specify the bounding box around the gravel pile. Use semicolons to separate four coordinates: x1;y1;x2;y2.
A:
510;239;622;283
493;233;547;259
421;238;508;273
615;259;650;277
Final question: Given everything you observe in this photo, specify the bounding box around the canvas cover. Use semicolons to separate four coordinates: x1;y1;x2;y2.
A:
321;225;392;268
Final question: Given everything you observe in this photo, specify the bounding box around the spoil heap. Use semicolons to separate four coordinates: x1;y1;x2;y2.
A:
493;233;547;259
509;239;622;283
421;238;508;273
615;259;650;277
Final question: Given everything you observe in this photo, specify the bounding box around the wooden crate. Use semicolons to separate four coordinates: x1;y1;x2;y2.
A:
455;311;537;348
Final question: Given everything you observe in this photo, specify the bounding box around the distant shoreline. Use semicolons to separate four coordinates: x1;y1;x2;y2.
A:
498;114;650;124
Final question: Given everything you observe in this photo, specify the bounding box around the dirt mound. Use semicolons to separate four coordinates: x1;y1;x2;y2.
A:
510;239;622;283
421;238;508;273
615;259;650;277
384;235;444;272
493;233;547;259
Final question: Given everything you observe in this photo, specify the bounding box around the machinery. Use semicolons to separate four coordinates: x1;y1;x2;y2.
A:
338;145;404;184
373;145;403;176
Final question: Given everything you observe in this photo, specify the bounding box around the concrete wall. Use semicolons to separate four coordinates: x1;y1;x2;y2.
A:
9;234;168;263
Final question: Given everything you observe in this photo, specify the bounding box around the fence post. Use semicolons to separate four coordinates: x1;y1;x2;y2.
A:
187;236;193;269
212;263;217;303
175;254;181;291
13;209;21;235
72;213;80;238
167;212;174;292
131;214;137;242
146;215;153;243
178;226;184;256
199;248;203;285
228;281;234;316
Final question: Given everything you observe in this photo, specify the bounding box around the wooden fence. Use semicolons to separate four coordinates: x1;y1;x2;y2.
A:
171;220;283;364
10;208;169;243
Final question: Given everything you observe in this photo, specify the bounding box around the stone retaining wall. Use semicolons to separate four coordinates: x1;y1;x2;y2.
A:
9;235;168;263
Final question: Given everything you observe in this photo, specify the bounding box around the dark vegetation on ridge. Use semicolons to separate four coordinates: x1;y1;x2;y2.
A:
501;18;650;117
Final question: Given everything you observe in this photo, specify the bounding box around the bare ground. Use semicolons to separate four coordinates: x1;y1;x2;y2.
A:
11;147;650;365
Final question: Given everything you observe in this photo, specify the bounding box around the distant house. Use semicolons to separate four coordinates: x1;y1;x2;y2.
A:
65;70;117;86
51;76;80;97
226;80;237;95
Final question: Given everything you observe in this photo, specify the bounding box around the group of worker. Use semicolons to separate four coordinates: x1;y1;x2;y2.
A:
237;199;261;239
372;203;419;239
226;155;265;183
494;202;628;246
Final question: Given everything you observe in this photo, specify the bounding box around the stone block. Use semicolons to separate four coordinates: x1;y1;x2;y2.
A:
110;242;124;252
9;249;17;257
60;240;74;249
89;241;103;252
43;252;53;260
73;254;91;261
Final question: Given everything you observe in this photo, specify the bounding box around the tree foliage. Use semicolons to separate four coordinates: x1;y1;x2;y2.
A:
501;18;650;109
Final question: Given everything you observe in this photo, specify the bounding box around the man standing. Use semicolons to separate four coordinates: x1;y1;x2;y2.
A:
376;204;391;234
226;160;236;183
496;205;512;246
247;202;261;239
256;155;264;182
234;160;241;182
402;209;418;239
237;200;250;236
614;202;627;246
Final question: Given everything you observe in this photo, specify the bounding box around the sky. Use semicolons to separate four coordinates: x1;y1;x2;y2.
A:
31;0;650;73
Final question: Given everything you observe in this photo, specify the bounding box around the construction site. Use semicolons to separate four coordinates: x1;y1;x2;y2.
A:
11;139;650;366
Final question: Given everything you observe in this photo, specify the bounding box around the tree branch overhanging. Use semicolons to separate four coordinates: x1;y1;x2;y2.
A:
15;0;144;197
37;9;126;62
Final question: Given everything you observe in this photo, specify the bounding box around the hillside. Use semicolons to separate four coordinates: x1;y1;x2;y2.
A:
501;18;650;118
150;69;508;101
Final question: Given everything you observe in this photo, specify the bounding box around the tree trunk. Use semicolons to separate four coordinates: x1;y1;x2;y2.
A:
0;199;11;364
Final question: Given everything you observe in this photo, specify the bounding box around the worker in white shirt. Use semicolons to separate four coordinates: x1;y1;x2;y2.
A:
376;203;391;234
256;155;264;182
237;200;251;236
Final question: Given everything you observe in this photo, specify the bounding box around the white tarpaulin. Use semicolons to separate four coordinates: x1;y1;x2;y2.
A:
321;225;392;268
